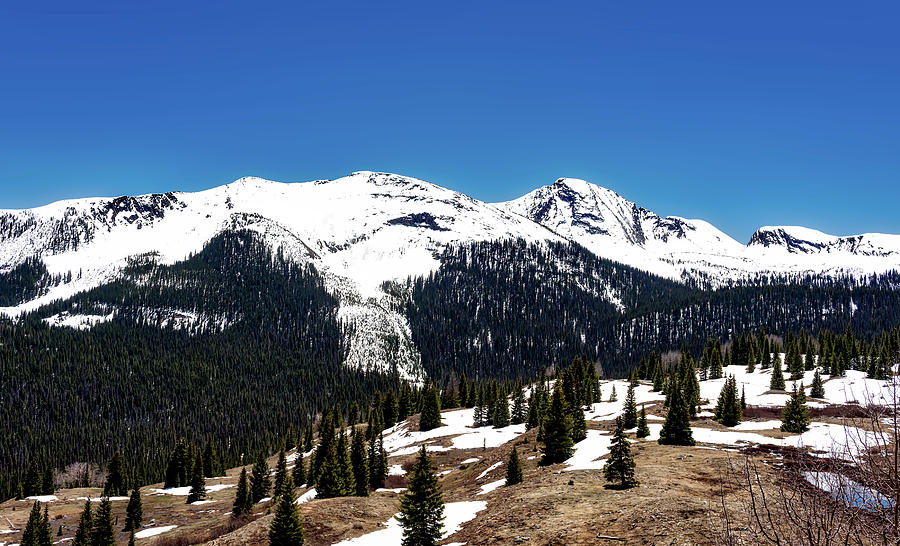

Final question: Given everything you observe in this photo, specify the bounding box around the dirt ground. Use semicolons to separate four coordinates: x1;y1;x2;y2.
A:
0;410;846;546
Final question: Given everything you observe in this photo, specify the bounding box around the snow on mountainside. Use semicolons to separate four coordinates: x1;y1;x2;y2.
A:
0;172;564;380
1;171;899;379
498;177;900;283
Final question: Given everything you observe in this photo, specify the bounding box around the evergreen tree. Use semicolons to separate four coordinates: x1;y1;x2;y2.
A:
770;354;786;390
781;383;811;433
268;474;305;546
203;440;222;478
608;384;617;402
316;427;353;498
492;396;510;428
419;388;442;431
233;467;252;516
368;433;386;490
250;453;272;504
187;451;207;504
603;417;639;489
570;400;587;443
292;454;307;488
382;390;399;430
303;423;314;453
23;456;42;498
658;377;695;446
41;464;54;496
525;389;540;430
741;385;746;409
636;405;650;439
336;426;356;495
103;451;126;497
505;447;523;486
810;369;826;398
90;497;115;546
128;529;136;546
21;501;50;546
350;427;369;497
622;381;638;429
539;384;574;465
511;388;527;425
398;447;444;546
458;373;469;408
73;500;92;546
124;488;142;531
714;375;742;427
164;440;189;489
273;450;289;499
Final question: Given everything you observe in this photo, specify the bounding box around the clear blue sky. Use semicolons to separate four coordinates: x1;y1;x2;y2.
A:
1;1;898;242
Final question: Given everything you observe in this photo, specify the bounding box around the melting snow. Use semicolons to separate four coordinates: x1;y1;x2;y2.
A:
333;501;487;545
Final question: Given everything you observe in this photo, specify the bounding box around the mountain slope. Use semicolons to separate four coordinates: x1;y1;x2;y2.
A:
498;177;900;283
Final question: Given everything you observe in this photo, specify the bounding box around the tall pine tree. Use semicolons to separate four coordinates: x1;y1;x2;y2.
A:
268;474;305;546
539;384;574;465
398;446;444;546
603;417;638;489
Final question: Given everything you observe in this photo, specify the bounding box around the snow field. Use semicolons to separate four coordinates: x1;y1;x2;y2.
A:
332;501;487;545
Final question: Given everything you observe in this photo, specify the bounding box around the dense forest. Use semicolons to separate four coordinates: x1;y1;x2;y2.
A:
3;234;900;502
406;239;900;380
0;231;401;501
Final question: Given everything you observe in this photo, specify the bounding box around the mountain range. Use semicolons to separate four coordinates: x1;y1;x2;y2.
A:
1;171;898;381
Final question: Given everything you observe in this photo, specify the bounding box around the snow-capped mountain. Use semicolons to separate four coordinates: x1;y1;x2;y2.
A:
1;171;899;379
499;177;900;282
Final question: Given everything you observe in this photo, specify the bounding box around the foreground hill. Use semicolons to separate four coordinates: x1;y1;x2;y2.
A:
1;362;894;545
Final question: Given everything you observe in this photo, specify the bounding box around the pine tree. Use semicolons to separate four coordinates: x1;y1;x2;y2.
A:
770;354;786;390
292;454;307;488
781;383;811;433
622;382;637;429
233;467;251;516
187;451;207;504
21;501;50;546
91;497;115;546
398;447;444;546
658;377;695;446
273;450;289;499
570;400;587;443
164;439;189;488
458;373;469;408
124;488;142;531
350;427;369;497
741;385;746;409
316;427;353;498
23;456;42;498
492;396;510;428
511;388;527;425
603;417;639;489
419;388;442;431
505;447;523;486
303;423;314;453
128;529;136;546
810;369;826;398
250;453;272;503
41;464;54;495
368;433;386;490
540;384;574;465
336;426;356;495
203;440;222;478
714;376;742;427
636;405;650;439
103;451;126;497
268;474;305;546
608;385;618;402
73;500;92;546
526;389;540;430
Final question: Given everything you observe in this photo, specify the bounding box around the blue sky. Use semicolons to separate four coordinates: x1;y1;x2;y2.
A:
1;1;898;241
